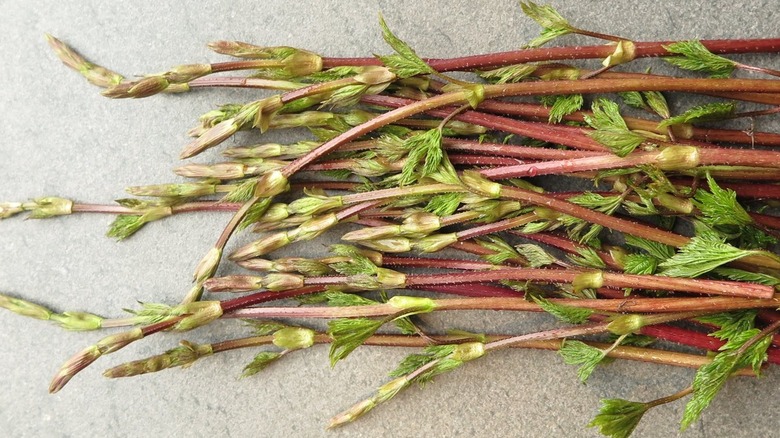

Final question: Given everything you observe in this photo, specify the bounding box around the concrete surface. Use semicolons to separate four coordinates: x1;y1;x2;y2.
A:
0;1;778;437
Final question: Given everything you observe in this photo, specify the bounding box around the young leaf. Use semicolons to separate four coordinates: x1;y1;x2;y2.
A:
425;193;462;216
241;351;282;377
712;268;780;286
477;236;522;265
588;398;650;438
540;94;584;123
243;320;288;336
520;1;573;47
329;244;378;276
681;329;772;430
693;173;752;228
664;40;736;78
531;296;593;324
327;318;385;366
559;339;612;383
658;232;758;278
568;246;607;269
569;192;622;214
106;215;145;240
583;99;645;156
659;102;736;128
222;178;258;202
399;128;444;186
238;197;272;230
643;91;670;119
623;235;674;261
515;243;556;268
325;290;378;307
696;310;757;341
622;253;658;275
478;64;537;84
389;345;457;378
377;15;435;78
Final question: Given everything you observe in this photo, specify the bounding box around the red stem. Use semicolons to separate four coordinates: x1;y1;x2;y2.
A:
321;38;780;71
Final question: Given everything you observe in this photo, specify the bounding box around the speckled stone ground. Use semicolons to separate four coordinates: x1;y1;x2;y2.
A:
1;1;778;436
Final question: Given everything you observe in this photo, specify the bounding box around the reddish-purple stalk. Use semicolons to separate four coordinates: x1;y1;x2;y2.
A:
320;38;780;70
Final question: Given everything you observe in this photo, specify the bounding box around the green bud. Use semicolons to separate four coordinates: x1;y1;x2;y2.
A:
655;193;693;214
224;143;283;159
236;258;275;272
45;34;124;88
253;95;285;132
272;327;315;350
230;231;292;261
281;50;323;78
175;163;246;180
0;293;53;320
387;295;435;312
0;202;24;219
342;224;402;241
254;170;290;197
655;145;700;171
50;311;103;331
461;170;502;198
180;118;240;159
295;213;339;241
256;203;290;223
413;233;458;253
96;327;145;354
264;273;305;291
126;183;216;198
451;342;486;362
605;246;628;269
166;63;212;83
26;197;73;219
400;212;441;238
358;237;412;253
375;268;408;289
287;193;343;216
103;76;170;99
203;275;263;292
174;301;223;331
193;247;222;283
353;66;397;85
572;270;604;293
607;314;647;335
208;41;294;59
353;158;393;177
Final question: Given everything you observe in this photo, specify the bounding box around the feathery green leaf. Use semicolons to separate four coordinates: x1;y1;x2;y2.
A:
559;339;612;383
622;253;658;275
681;329;772;429
478;64;538;84
520;1;573;47
584;99;645;156
540;94;584;123
623;235;674;260
568;246;607;269
425;193;462;216
693;173;752;228
588;398;650;438
532;296;594;324
241;351;282;377
659;232;757;278
664;40;736;78
328;318;385;366
377;15;435;78
659;102;736;128
515;243;557;268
